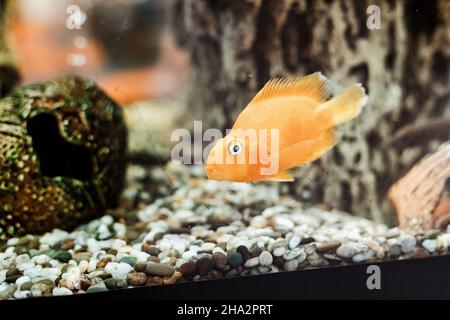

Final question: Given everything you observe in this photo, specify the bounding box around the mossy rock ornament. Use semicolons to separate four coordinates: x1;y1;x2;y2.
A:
0;76;127;241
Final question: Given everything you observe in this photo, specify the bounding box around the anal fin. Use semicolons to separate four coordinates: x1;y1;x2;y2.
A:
260;170;294;182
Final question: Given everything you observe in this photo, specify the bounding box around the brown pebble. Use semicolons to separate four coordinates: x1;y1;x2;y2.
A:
60;238;75;250
146;276;163;286
147;256;160;263
146;263;175;277
179;261;197;278
142;244;161;256
6;266;21;277
127;272;147;286
5;275;21;283
212;252;227;269
317;240;342;253
134;262;147;273
197;257;214;276
411;247;430;258
96;257;112;269
80;278;91;291
163;271;182;285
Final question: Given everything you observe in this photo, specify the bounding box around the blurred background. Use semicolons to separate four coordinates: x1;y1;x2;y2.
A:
9;0;189;104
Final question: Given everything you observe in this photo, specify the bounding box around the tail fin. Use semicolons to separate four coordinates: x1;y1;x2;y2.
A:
317;84;367;126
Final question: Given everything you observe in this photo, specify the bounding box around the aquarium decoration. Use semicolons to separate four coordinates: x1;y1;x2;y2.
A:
0;77;127;241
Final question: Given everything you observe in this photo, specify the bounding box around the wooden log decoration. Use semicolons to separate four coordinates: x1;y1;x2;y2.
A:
388;142;450;232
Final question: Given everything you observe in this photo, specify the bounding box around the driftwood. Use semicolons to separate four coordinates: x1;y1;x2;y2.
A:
388;143;450;232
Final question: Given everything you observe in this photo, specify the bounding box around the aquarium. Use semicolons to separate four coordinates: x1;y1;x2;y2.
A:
0;0;449;304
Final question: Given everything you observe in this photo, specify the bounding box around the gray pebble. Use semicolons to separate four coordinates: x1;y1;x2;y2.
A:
244;257;259;268
336;244;358;259
400;234;416;254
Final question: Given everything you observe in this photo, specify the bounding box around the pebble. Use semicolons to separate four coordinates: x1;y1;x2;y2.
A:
244;257;260;268
212;252;227;269
50;250;72;262
144;245;161;256
283;259;299;272
352;249;374;263
73;252;91;263
304;243;317;255
31;283;52;297
104;278;118;289
179;261;197;278
388;243;402;257
196;257;214;276
249;243;262;257
145;263;175;277
400;234;416;254
87;284;108;293
421;239;437;253
127;272;147;286
258;251;273;266
20;281;33;291
133;262;147;273
52;287;73;296
236;246;251;261
146;276;163;286
317;240;342;253
288;235;301;249
120;256;137;266
336;244;359;259
283;247;304;261
227;252;243;268
163;271;182;285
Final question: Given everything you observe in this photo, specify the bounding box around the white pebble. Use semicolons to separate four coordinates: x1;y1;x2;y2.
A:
52;287;73;296
258;251;273;266
15;254;31;265
288;235;301;249
14;290;31;299
109;262;133;280
32;254;51;265
273;247;286;257
0;270;6;284
23;265;42;277
78;260;89;273
421;239;437;253
336;244;358;259
100;215;114;225
283;259;299;272
15;275;31;287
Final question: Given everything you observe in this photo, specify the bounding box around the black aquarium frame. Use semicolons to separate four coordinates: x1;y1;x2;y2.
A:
10;254;449;301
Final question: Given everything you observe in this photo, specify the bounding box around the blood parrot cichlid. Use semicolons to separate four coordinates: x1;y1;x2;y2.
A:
205;72;368;182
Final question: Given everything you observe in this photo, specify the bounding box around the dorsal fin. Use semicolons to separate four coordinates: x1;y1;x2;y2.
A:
249;72;333;105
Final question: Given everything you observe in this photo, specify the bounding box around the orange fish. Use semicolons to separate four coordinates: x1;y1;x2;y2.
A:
205;72;367;182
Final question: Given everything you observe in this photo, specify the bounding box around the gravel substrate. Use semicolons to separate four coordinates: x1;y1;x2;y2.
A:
1;162;450;299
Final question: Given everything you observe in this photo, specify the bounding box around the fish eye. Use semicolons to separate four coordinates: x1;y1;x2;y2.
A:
228;141;242;155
